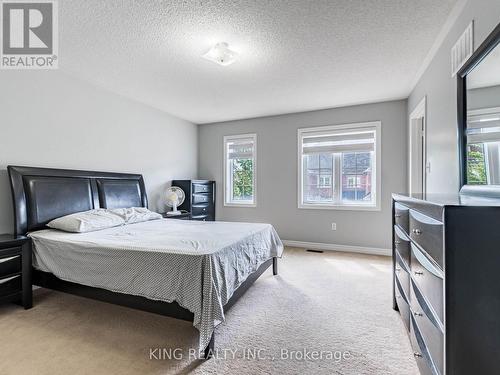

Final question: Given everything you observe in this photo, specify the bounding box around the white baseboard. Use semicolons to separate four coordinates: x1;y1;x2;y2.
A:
282;240;391;257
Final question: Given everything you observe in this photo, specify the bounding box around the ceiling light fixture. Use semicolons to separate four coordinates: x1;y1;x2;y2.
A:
202;42;238;66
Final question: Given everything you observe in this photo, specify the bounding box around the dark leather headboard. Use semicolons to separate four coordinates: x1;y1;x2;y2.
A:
8;166;148;236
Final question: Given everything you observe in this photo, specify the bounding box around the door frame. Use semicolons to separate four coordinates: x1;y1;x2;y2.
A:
409;96;427;196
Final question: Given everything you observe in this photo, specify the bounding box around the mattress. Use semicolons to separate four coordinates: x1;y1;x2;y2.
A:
29;219;283;351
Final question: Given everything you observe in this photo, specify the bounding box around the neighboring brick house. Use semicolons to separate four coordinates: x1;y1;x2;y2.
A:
305;152;372;201
341;152;372;201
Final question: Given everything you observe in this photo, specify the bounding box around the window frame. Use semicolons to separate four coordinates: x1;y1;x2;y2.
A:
223;133;257;207
297;121;381;211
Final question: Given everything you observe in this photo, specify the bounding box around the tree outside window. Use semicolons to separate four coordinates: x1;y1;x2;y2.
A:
466;144;487;185
231;159;254;200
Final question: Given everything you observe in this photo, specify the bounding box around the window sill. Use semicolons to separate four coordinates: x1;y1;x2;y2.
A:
298;203;380;211
224;202;257;208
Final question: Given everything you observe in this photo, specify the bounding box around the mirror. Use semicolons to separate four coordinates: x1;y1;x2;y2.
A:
459;22;500;190
465;43;500;185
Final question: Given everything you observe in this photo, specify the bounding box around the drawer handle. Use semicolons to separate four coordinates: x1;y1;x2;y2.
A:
413;352;423;358
395;214;402;218
412;229;422;235
0;255;19;264
0;275;18;284
414;271;424;276
413;311;423;317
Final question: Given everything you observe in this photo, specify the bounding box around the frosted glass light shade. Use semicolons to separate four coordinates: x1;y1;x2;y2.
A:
202;42;238;66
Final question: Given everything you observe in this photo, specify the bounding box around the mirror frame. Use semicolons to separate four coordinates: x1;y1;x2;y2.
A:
458;21;500;193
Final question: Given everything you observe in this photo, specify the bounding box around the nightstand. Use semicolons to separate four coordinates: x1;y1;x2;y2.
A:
162;212;191;220
0;235;32;309
172;180;215;221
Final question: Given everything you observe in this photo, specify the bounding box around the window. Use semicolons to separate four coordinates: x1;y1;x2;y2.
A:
298;121;381;210
346;176;361;188
224;134;257;206
466;107;500;185
466;143;488;184
319;175;332;187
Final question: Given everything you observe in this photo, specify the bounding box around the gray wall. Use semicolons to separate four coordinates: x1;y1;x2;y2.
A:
0;71;198;234
408;0;500;194
198;100;407;250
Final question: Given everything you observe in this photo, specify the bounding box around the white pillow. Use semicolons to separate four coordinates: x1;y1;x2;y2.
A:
47;209;125;233
110;207;162;224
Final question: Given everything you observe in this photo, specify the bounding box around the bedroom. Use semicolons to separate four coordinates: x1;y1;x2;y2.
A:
1;0;500;374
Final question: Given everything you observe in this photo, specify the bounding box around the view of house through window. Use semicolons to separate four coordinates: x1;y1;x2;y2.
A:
342;152;372;201
224;134;257;206
299;122;380;209
303;152;373;203
304;154;334;201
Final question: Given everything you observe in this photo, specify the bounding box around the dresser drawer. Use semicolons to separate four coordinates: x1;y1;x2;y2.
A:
395;251;410;299
395;203;410;234
394;225;410;267
192;193;211;205
395;277;410;331
409;210;443;268
0;253;21;278
410;315;437;375
0;275;22;297
192;204;210;216
192;183;212;194
410;279;444;375
411;243;444;323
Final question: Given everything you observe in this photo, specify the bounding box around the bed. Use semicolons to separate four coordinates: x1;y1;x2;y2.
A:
8;166;283;358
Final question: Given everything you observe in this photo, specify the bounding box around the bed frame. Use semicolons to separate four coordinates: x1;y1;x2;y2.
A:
8;165;278;359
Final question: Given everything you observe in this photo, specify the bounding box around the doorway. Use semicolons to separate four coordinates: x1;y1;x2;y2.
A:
409;97;427;196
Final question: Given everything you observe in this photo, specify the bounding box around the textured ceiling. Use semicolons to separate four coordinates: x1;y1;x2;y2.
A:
61;0;458;124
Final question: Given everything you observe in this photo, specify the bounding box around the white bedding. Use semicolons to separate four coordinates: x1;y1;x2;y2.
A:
29;219;283;351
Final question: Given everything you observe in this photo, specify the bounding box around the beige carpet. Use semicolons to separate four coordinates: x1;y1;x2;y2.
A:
0;247;418;375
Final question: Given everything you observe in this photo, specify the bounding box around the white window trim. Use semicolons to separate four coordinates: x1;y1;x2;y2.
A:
223;133;257;207
297;121;382;211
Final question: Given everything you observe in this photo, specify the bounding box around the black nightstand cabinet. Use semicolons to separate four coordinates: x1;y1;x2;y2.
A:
0;235;32;309
162;212;192;220
171;180;215;221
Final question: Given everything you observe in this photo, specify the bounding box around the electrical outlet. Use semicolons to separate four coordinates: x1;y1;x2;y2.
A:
331;223;337;231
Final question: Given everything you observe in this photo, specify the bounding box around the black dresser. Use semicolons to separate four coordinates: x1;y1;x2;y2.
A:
172;180;215;221
392;193;500;375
